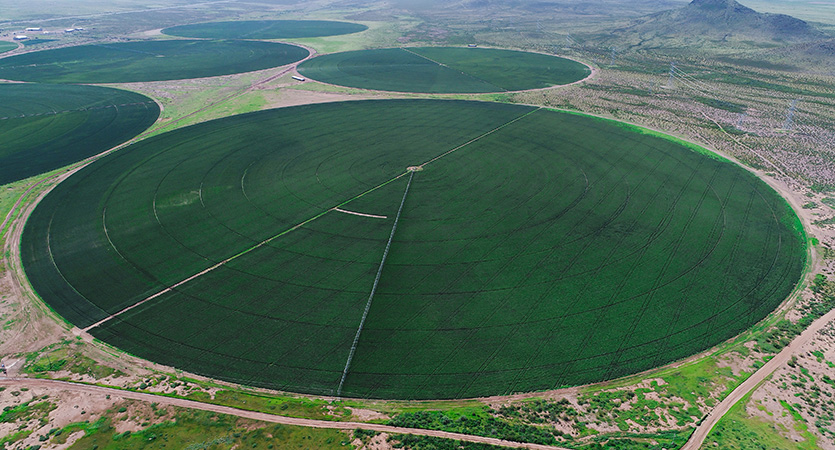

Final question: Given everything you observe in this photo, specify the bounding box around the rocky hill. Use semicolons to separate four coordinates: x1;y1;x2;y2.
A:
604;0;826;49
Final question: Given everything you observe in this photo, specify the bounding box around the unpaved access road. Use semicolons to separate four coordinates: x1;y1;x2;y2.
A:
0;378;572;450
680;306;835;450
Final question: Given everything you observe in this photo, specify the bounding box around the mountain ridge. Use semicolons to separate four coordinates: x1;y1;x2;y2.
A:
606;0;826;48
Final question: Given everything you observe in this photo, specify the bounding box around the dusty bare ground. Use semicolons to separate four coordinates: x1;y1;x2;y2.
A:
0;268;67;358
0;381;176;450
354;432;395;450
745;319;835;449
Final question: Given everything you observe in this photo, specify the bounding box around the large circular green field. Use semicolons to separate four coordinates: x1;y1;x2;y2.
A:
21;100;805;399
0;40;309;83
0;83;159;185
297;47;592;93
163;20;368;39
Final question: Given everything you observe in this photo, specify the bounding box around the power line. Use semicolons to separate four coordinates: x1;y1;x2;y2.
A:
783;98;799;130
667;62;676;89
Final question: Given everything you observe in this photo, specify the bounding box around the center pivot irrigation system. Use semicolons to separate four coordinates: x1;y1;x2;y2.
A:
20;99;805;400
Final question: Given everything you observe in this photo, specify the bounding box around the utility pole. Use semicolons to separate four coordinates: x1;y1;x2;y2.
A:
667;62;676;89
736;112;747;128
783;99;799;130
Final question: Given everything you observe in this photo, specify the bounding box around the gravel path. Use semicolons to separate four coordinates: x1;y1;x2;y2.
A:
681;307;835;450
0;378;573;450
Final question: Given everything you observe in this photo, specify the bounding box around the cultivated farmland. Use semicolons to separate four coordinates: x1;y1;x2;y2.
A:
0;41;17;53
0;40;309;83
297;47;591;93
21;99;806;399
0;83;159;185
162;20;368;39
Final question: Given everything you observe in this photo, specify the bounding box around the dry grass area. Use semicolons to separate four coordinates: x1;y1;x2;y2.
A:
510;56;835;191
0;383;177;450
747;286;835;449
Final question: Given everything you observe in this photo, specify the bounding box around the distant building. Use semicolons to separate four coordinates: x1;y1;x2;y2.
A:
468;44;478;47
64;28;76;33
13;35;28;40
25;27;42;32
292;75;306;82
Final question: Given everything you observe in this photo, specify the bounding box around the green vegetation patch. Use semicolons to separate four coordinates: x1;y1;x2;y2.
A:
163;20;367;39
0;399;56;426
21;38;57;46
701;393;818;449
0;83;159;185
22;100;806;399
0;40;308;83
297;47;590;93
63;409;350;450
0;41;18;53
388;409;564;445
692;96;746;114
389;433;512;449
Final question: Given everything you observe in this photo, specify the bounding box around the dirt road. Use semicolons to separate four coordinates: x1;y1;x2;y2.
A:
0;378;572;450
680;307;835;450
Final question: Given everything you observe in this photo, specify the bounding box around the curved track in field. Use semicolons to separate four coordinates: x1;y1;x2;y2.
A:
21;100;806;400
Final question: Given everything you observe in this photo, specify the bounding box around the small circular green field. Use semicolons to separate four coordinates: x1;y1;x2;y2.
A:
0;41;17;54
163;20;368;39
0;83;159;185
297;47;591;93
21;100;805;399
0;40;309;83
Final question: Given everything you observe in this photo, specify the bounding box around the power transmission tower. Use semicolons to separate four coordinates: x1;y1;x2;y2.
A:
666;62;676;89
736;112;747;128
609;47;617;66
783;99;799;130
